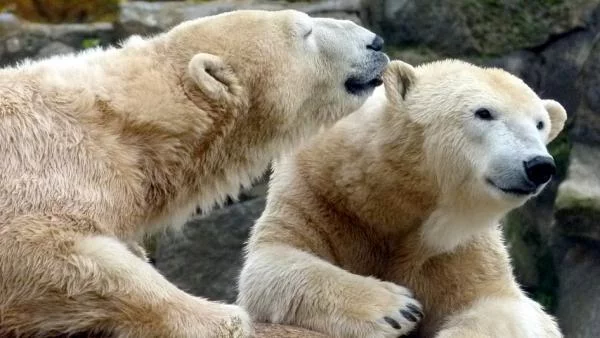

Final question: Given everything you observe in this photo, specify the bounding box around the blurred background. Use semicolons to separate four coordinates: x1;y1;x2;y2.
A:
0;0;598;337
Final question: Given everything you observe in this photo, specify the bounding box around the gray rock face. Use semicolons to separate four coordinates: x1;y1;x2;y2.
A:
571;34;600;146
155;197;266;303
117;0;362;38
361;0;478;56
554;241;600;338
36;41;75;59
536;30;595;116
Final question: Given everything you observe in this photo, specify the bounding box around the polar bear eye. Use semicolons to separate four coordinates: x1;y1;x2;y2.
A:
536;121;544;130
475;108;494;120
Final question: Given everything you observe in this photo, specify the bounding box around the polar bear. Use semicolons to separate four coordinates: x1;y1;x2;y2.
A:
0;9;388;338
238;59;567;338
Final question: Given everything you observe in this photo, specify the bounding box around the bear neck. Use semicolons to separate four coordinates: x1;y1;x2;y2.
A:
306;102;440;244
419;198;507;255
322;100;506;259
377;105;508;256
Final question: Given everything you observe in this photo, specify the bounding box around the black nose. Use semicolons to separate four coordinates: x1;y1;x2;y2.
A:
367;35;384;51
524;156;556;186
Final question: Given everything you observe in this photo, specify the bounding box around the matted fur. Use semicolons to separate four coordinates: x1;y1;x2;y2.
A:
238;60;567;338
0;9;385;337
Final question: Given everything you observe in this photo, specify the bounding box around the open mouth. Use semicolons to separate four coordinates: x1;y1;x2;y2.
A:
486;178;535;196
344;75;384;95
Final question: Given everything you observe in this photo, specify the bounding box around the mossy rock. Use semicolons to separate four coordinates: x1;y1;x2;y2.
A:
365;0;599;57
555;143;600;213
503;210;559;312
460;0;598;55
0;0;120;23
555;143;600;241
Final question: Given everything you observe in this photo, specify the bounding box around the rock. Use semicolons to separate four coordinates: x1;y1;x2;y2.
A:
31;22;115;50
361;0;478;56
0;13;21;36
536;29;596;116
485;50;542;91
255;323;330;337
0;20;114;67
116;1;190;37
569;34;600;146
155;197;267;303
72;323;330;338
362;0;600;56
554;241;600;338
555;143;600;241
35;41;75;59
116;0;362;38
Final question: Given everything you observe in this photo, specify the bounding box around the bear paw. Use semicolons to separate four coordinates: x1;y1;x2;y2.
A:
342;278;422;338
373;282;422;337
161;300;253;338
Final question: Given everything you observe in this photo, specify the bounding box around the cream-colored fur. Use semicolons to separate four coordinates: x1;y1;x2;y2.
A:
0;9;388;337
238;59;567;338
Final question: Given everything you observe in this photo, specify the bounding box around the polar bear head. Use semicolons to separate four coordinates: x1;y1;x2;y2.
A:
165;9;388;141
381;60;567;250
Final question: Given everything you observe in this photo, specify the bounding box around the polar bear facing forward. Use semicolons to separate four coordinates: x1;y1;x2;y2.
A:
239;59;567;338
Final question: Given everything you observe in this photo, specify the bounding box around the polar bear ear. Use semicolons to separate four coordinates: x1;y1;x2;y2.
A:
383;60;417;106
543;99;567;143
186;53;241;102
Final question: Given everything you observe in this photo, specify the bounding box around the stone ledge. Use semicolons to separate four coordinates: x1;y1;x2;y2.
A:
255;323;330;337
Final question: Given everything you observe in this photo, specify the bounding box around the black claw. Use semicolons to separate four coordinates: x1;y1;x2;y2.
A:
400;309;418;322
384;316;402;330
407;303;424;318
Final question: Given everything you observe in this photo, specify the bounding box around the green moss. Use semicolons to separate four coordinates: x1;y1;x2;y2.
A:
81;38;100;49
504;213;539;284
459;0;587;55
556;193;600;212
503;211;559;313
532;250;559;312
